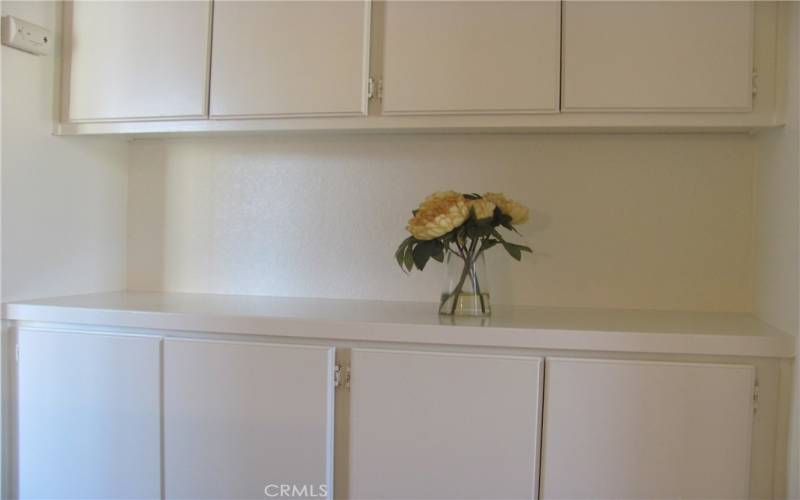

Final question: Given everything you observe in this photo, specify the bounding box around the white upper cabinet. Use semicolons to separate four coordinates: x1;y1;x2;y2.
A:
540;358;755;499
379;1;561;115
562;1;755;112
209;1;371;118
63;1;212;122
349;349;544;499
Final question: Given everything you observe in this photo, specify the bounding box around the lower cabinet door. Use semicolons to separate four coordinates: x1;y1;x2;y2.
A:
163;339;336;500
348;349;544;499
540;358;755;499
17;328;161;499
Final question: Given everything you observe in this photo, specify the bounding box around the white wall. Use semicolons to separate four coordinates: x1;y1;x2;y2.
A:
753;3;800;495
1;1;129;302
128;133;755;312
754;10;800;336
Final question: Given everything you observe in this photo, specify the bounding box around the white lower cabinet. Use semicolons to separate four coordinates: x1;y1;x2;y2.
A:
16;329;161;499
348;349;544;499
163;339;336;500
540;358;756;499
13;328;766;500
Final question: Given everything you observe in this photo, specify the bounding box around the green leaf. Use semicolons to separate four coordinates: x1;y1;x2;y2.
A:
491;229;507;242
403;247;414;271
480;239;500;253
501;242;533;261
457;225;467;246
502;241;522;260
467;224;493;239
431;240;445;262
412;240;437;271
395;236;415;270
395;247;405;269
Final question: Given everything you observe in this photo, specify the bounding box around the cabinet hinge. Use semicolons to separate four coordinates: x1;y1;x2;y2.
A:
752;379;760;413
752;69;758;98
367;78;383;101
334;364;351;390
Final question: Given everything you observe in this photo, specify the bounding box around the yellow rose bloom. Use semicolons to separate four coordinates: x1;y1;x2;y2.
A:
407;191;469;240
468;198;496;220
483;192;529;225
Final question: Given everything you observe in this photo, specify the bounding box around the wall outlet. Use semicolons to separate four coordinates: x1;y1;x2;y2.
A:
1;16;50;56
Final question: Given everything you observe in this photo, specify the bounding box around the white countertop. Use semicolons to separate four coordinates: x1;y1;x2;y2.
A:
3;291;795;358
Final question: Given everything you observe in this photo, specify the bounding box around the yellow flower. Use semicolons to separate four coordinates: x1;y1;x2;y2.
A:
407;191;469;240
468;198;496;220
483;192;529;225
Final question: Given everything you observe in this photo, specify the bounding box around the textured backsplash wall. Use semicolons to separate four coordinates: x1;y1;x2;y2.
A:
128;133;754;311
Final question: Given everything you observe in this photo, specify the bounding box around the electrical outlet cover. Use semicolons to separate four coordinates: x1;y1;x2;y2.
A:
1;16;50;56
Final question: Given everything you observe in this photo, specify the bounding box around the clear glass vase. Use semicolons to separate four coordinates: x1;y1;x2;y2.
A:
439;251;491;316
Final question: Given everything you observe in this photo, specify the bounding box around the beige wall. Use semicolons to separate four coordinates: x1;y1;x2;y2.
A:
754;7;800;336
753;3;800;495
1;1;129;302
128;133;755;312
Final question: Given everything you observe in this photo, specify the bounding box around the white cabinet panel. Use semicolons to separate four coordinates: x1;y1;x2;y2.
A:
349;349;543;499
163;339;335;499
64;1;211;122
380;1;561;115
541;358;755;499
17;329;161;499
562;1;754;111
210;1;370;118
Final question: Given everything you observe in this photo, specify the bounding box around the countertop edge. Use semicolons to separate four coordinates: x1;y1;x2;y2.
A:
4;302;795;359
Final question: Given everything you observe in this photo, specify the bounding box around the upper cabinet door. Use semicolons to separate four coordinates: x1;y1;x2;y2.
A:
64;1;212;122
562;1;754;112
210;1;371;118
379;1;561;115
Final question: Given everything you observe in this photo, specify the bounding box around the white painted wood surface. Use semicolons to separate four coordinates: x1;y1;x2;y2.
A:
210;1;370;118
348;349;543;499
163;339;335;499
562;1;754;111
380;1;561;115
63;1;211;122
54;1;779;133
3;292;794;358
16;328;161;499
540;357;755;499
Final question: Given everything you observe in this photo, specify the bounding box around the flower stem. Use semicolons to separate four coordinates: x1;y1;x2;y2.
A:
448;251;473;315
473;236;487;313
446;237;480;315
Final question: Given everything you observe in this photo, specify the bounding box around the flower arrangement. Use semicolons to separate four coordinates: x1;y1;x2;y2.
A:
395;191;532;316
